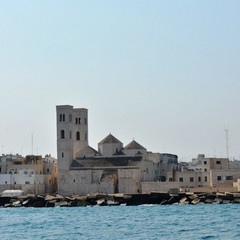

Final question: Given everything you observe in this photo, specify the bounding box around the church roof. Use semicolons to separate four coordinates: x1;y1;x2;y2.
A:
70;156;142;169
75;146;98;157
99;134;122;144
124;140;146;150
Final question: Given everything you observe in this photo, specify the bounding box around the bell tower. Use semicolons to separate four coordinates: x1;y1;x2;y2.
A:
56;105;89;172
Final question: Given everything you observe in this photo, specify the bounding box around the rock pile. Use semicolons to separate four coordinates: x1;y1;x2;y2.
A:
1;192;240;208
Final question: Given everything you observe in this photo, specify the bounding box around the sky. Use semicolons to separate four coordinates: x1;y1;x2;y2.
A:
0;0;240;161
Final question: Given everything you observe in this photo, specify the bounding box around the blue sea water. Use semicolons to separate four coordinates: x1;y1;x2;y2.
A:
0;204;240;240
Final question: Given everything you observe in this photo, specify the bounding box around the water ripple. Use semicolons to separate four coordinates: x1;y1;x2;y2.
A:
0;205;240;239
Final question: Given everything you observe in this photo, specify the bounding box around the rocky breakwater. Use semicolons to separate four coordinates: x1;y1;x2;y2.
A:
1;192;240;208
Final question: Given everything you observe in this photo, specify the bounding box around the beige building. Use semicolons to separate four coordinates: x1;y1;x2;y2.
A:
143;155;240;193
56;105;159;195
0;154;57;194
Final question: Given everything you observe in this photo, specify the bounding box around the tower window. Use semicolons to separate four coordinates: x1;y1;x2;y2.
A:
60;114;62;122
62;152;64;158
63;114;65;122
61;130;65;139
69;114;72;122
75;118;81;124
76;131;80;140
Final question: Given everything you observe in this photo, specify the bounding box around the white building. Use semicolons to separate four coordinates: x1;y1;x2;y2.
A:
0;154;57;194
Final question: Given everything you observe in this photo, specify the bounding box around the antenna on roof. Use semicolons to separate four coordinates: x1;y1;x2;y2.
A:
224;128;229;159
31;133;34;155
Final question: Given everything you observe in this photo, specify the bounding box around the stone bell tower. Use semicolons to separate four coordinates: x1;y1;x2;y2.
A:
56;105;89;172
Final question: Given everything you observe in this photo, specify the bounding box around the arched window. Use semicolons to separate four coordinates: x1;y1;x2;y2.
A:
61;130;65;139
76;131;80;140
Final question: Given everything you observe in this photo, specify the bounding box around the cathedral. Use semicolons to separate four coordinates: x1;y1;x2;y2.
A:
56;105;158;195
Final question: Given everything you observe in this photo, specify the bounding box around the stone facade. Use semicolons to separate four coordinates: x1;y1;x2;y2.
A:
56;105;160;195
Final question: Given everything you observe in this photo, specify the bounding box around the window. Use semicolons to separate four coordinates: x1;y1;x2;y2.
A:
216;161;221;164
84;117;87;124
75;118;81;124
204;161;207;164
198;177;201;182
190;177;194;182
169;178;173;182
179;177;183;182
60;114;62;122
217;176;222;181
204;169;207;172
61;130;65;139
205;176;207;182
62;152;64;158
25;181;30;184
47;168;50;173
62;114;65;122
70;131;72;139
5;181;7;184
69;114;72;122
226;176;233;180
76;131;80;140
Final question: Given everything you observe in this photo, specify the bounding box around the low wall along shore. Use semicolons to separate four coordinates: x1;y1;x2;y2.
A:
1;192;240;208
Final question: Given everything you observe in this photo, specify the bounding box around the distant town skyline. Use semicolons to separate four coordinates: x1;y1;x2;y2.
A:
0;1;240;161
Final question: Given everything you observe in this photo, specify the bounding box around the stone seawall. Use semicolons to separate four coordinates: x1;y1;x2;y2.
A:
1;192;240;208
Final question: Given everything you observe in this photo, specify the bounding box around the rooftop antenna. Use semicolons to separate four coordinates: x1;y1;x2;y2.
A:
31;133;34;155
224;128;229;159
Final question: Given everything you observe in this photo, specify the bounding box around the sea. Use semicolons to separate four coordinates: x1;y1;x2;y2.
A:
0;204;240;240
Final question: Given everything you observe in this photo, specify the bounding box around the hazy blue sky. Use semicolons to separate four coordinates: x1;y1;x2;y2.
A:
0;1;240;161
